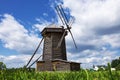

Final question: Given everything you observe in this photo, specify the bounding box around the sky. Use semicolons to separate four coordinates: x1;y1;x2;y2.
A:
0;0;120;69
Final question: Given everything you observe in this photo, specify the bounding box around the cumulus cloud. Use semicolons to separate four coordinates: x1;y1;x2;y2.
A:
0;14;44;68
67;49;118;68
0;54;41;68
33;17;51;32
0;14;42;54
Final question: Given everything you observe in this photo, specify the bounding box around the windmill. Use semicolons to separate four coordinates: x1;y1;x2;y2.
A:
25;5;80;71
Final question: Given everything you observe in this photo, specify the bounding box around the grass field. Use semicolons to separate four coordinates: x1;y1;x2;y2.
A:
0;63;120;80
0;69;120;80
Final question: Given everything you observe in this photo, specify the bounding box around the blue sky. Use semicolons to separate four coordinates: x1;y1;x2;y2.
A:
0;0;58;54
0;0;120;68
0;0;61;31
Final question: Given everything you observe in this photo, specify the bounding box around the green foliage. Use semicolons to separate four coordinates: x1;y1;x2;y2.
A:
98;67;105;71
0;67;120;80
111;58;120;70
116;64;120;70
0;62;6;70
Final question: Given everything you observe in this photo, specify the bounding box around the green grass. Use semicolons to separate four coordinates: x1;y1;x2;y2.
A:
0;69;120;80
0;63;119;80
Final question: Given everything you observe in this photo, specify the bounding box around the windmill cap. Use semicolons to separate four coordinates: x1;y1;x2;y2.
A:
46;24;62;28
41;24;65;35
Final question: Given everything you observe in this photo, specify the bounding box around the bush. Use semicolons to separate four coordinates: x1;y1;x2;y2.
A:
0;62;6;70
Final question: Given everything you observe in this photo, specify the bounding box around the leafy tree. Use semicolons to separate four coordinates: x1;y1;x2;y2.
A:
116;64;120;70
111;58;120;70
0;62;6;70
98;67;105;71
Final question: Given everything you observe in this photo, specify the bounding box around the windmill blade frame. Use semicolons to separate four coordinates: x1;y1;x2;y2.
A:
28;55;42;68
55;7;65;26
68;17;75;27
59;5;69;24
69;30;77;49
25;38;44;68
57;5;68;26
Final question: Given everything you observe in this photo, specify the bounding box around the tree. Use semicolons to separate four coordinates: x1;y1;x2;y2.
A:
0;62;6;70
111;58;120;70
115;64;120;70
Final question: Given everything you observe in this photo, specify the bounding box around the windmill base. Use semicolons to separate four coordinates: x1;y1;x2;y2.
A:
36;59;80;71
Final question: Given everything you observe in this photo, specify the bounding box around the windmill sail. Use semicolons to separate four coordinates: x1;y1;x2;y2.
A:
28;55;42;68
58;5;68;26
25;38;44;68
55;7;65;25
56;5;77;49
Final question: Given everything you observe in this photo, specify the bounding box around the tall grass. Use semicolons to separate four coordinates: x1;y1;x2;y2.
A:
0;64;120;80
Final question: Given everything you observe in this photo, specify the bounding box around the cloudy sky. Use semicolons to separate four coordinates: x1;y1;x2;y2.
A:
0;0;120;68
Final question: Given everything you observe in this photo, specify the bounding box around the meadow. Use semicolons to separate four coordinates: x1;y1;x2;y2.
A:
0;63;120;80
0;69;120;80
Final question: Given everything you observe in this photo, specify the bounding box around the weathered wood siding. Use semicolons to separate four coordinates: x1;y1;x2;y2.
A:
70;63;80;71
42;28;67;61
52;33;67;60
37;60;80;71
42;33;52;61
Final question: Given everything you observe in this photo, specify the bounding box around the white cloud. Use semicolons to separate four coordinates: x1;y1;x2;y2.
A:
0;54;42;68
67;49;118;68
102;33;120;48
0;14;42;54
63;0;120;26
43;13;48;17
33;17;51;32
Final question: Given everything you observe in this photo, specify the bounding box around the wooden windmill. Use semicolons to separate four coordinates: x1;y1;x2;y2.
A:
25;5;80;71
